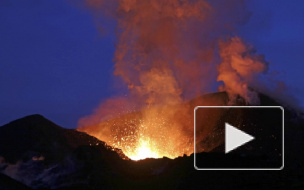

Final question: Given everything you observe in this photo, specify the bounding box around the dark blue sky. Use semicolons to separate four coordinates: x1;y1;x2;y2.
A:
0;0;303;128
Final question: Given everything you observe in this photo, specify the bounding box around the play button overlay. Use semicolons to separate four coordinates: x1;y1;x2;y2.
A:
225;123;255;154
194;106;284;170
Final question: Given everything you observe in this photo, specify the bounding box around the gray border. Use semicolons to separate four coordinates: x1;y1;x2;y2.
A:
194;106;284;171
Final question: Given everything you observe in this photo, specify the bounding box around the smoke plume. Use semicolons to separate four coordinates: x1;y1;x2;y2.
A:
218;36;268;104
77;0;269;158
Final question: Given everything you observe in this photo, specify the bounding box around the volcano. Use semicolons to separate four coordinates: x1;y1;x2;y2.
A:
1;92;304;189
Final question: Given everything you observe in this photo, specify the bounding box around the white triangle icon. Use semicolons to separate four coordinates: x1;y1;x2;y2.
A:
225;123;255;154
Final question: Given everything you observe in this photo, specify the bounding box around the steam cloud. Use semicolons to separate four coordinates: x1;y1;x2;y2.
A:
77;0;270;158
218;36;268;105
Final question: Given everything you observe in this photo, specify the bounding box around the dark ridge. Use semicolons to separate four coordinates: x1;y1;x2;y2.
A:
0;114;62;130
188;91;285;108
0;114;127;164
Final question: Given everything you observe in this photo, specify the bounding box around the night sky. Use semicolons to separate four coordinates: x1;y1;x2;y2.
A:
1;0;303;128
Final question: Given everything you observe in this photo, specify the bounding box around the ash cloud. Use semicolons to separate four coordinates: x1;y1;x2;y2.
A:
217;36;269;105
77;0;276;157
79;0;267;122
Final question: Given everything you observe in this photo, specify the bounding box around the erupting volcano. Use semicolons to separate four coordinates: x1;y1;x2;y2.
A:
1;0;304;189
78;0;269;160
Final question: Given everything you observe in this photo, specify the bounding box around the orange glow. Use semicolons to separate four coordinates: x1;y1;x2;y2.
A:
127;138;161;160
78;0;269;160
79;105;194;160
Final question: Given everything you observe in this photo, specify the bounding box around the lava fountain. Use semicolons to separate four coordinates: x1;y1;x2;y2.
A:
78;0;268;160
127;137;160;160
79;105;194;160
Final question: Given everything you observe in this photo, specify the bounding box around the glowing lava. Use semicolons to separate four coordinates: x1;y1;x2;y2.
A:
78;106;194;160
127;138;160;160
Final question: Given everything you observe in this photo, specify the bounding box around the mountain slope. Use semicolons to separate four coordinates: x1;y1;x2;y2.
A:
0;114;127;188
0;114;126;164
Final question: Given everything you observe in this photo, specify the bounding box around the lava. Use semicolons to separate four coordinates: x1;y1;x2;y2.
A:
79;105;194;160
126;138;161;161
